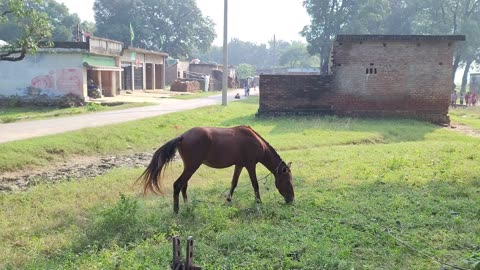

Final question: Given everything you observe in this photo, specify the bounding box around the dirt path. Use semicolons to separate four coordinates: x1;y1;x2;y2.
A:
0;152;156;192
0;91;241;144
447;122;480;137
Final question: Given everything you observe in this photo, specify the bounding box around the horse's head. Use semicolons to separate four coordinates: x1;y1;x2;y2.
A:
275;161;294;203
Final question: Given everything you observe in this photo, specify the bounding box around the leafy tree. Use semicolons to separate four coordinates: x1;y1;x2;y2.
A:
0;0;51;61
40;0;80;41
1;0;80;43
80;20;96;36
414;0;480;100
279;42;319;68
94;0;216;58
193;38;309;70
301;0;361;74
236;63;256;80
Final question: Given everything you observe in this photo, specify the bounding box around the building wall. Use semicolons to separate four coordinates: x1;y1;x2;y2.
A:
470;73;480;93
189;64;220;76
121;50;166;90
0;52;84;97
332;40;454;121
259;75;334;114
259;38;458;124
165;61;189;85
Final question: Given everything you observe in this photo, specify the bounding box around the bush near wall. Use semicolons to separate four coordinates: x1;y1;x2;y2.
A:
0;93;84;108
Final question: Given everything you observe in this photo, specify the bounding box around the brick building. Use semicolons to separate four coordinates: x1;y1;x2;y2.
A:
258;35;465;124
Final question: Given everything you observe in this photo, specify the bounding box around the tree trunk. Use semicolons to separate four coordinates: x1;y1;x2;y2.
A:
452;52;461;83
452;52;461;103
320;43;331;75
460;58;473;104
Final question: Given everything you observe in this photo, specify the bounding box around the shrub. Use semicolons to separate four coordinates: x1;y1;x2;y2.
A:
58;93;84;108
81;194;142;250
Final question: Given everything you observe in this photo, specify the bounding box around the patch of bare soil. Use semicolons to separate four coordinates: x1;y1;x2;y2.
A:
447;122;480;137
0;152;156;192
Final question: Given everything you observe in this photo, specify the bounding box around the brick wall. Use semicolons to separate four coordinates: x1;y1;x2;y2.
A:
258;36;463;124
258;75;334;115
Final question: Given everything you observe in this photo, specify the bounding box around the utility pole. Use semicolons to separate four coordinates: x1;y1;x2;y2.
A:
222;0;228;106
273;34;276;74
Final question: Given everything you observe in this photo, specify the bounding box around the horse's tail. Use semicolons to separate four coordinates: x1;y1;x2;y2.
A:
138;136;183;194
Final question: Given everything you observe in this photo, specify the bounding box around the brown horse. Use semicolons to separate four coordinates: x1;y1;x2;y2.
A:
139;126;294;213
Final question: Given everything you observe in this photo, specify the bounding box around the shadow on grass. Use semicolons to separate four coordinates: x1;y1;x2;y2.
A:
222;112;441;144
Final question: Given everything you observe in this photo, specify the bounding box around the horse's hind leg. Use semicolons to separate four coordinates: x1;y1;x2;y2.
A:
173;165;200;213
227;165;243;202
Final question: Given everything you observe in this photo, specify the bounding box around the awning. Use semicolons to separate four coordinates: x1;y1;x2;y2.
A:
83;62;122;71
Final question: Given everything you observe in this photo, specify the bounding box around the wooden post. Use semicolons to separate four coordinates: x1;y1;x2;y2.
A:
172;236;182;269
171;236;202;270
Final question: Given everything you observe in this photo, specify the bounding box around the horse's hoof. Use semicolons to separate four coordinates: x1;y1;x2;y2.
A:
226;197;232;202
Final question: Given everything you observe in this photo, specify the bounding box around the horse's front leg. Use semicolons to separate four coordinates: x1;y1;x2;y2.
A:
227;165;243;202
246;165;261;203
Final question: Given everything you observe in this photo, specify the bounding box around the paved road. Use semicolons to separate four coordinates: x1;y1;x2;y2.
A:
0;91;244;144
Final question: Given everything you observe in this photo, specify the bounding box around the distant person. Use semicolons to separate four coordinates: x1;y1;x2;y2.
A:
244;81;249;97
472;92;478;106
466;92;471;106
450;91;457;108
235;93;240;99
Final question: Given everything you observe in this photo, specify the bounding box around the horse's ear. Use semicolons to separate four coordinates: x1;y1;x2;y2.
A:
287;162;292;168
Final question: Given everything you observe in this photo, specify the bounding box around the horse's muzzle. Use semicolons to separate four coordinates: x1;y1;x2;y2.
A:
285;197;294;204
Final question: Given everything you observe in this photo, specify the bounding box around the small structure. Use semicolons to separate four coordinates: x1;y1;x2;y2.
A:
0;36;168;102
470;73;480;94
166;62;237;90
259;35;466;124
165;59;190;85
120;47;167;91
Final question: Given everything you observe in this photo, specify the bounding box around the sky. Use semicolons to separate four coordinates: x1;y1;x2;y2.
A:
57;0;310;46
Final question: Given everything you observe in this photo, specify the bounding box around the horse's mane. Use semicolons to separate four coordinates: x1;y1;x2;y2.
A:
244;126;281;161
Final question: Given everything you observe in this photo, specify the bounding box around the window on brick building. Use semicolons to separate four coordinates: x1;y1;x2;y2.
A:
366;67;377;75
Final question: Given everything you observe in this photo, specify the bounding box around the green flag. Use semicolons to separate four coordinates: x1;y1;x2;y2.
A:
129;23;135;45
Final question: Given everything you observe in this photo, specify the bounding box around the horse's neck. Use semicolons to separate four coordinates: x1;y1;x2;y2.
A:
261;148;282;174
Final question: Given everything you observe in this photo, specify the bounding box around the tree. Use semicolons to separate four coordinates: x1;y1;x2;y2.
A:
236;63;256;80
0;0;51;61
94;0;216;58
301;0;361;74
80;20;96;36
279;41;319;68
193;38;301;70
414;0;480;102
40;0;81;41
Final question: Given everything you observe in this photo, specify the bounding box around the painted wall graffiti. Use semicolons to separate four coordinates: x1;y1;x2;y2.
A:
31;69;83;96
31;75;52;89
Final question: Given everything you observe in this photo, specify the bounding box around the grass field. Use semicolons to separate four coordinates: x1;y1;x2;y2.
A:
0;102;153;124
450;105;480;129
0;97;479;269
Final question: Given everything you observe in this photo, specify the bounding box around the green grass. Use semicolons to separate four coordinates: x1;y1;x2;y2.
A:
450;106;480;130
0;102;154;124
1;97;479;269
0;98;453;173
